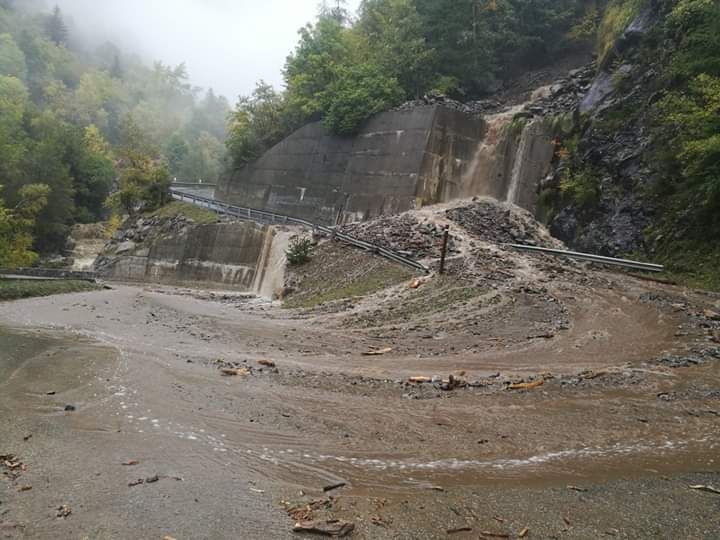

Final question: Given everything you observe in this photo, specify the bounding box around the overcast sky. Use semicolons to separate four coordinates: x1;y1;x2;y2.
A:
52;0;361;102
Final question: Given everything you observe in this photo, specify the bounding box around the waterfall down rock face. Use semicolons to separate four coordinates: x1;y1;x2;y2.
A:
456;107;556;212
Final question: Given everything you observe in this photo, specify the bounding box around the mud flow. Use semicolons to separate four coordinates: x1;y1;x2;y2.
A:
1;260;720;539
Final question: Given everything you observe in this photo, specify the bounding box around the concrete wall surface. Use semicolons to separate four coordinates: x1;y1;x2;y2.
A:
217;106;487;225
95;219;288;297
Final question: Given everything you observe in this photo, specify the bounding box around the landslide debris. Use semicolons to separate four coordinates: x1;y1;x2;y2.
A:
340;213;458;260
446;199;561;248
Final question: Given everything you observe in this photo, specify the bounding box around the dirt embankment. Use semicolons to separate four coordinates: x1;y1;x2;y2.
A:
2;197;720;539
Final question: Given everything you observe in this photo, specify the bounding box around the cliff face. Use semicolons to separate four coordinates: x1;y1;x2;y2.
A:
94;214;290;298
539;3;665;257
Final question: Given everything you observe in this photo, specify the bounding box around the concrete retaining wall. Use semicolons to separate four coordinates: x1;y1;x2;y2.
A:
95;220;288;297
217;106;487;225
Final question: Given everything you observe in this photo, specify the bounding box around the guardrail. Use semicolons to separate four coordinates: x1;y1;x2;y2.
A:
506;244;664;273
171;182;218;188
0;267;98;281
170;189;429;274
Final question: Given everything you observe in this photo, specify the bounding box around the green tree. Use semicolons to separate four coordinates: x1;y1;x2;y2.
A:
0;183;49;267
322;62;403;134
284;15;352;122
0;75;28;188
23;111;76;252
657;74;720;218
69;126;115;222
106;115;171;215
46;5;67;46
0;32;27;80
226;82;289;168
357;0;436;98
165;131;189;177
179;131;224;182
666;0;720;79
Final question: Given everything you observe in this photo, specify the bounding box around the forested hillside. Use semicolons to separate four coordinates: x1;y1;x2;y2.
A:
228;0;720;288
227;0;601;168
0;1;229;263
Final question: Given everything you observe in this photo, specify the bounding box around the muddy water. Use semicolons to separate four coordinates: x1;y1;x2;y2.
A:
2;285;720;538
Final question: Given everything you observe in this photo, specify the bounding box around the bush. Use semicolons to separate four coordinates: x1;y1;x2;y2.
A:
560;168;600;207
286;237;314;266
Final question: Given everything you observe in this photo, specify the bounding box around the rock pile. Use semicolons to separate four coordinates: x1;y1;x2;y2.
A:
446;199;560;247
394;62;596;118
530;63;597;115
341;214;458;260
392;93;484;116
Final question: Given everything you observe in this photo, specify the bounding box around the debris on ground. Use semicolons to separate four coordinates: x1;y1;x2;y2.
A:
258;359;276;368
447;526;473;534
362;347;393;356
64;404;76;411
341;213;458;260
56;505;72;519
292;519;355;537
578;370;607;380
284;498;332;522
370;515;390;528
409;278;422;289
408;376;432;384
446;199;560;247
221;367;250;377
567;485;588;492
18;485;32;492
1;454;27;482
508;379;544;390
322;482;346;493
122;460;140;466
519;526;530;537
689;484;720;495
479;531;510;538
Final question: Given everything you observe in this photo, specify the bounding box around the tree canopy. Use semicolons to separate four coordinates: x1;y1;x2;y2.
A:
226;0;602;168
0;1;230;257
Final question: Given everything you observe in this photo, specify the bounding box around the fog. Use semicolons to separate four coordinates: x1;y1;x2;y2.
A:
51;0;361;102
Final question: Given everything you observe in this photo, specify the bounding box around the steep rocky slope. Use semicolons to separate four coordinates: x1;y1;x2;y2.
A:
535;0;720;287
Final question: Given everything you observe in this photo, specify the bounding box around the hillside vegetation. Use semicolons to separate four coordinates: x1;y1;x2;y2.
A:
540;0;720;288
0;1;229;264
227;0;603;168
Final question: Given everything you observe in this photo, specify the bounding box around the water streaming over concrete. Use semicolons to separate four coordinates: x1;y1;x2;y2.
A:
457;96;556;211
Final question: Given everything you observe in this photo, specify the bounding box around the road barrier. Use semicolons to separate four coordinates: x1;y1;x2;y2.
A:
506;244;664;273
170;189;430;274
0;267;98;281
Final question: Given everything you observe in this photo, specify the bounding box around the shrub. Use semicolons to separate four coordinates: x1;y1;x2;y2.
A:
286;237;314;266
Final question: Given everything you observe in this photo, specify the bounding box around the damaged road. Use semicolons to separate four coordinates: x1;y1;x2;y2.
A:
1;200;720;538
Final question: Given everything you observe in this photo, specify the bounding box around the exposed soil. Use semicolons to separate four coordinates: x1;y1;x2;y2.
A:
1;200;720;539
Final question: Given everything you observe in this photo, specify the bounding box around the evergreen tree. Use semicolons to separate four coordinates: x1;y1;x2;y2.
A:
46;5;68;46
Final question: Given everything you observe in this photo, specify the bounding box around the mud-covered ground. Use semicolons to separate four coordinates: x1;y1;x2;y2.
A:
1;271;719;538
2;200;720;539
